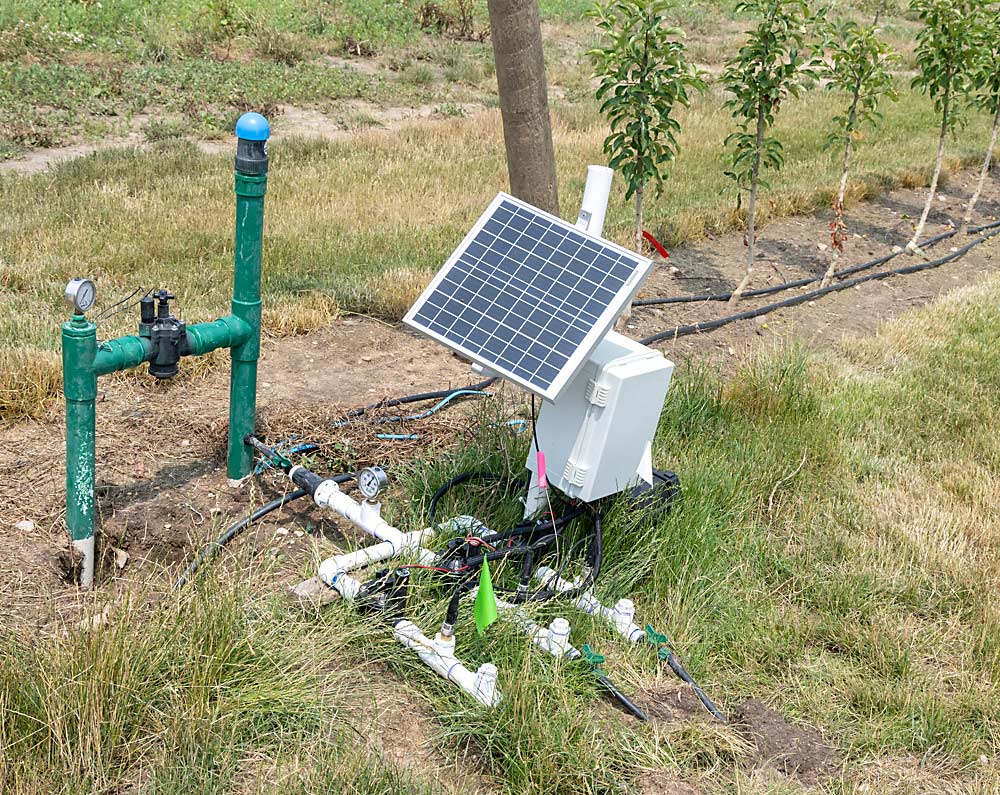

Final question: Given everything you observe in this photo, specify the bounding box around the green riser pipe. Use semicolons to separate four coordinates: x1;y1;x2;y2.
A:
61;114;268;587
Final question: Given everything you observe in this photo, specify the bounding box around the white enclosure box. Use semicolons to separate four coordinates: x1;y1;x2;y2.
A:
525;331;674;503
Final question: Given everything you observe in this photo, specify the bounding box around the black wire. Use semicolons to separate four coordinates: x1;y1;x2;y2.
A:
173;472;354;591
94;286;145;322
639;223;1000;346
342;377;498;420
530;395;541;457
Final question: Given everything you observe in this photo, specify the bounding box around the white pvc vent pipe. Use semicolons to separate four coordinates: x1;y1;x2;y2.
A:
575;165;614;238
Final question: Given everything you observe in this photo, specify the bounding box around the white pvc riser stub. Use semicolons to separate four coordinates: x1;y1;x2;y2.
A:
74;535;95;589
576;164;614;237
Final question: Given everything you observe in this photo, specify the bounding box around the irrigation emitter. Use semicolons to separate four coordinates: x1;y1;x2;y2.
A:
61;123;723;720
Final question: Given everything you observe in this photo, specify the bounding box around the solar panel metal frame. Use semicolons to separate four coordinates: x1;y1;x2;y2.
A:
403;192;653;401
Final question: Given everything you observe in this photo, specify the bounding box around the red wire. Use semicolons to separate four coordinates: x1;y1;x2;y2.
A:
465;535;496;551
405;564;464;573
642;230;669;258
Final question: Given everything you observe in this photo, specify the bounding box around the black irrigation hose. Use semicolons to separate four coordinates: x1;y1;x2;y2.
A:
173;472;355;591
594;672;649;722
639;222;1000;346
633;220;1000;308
428;471;528;522
661;651;727;723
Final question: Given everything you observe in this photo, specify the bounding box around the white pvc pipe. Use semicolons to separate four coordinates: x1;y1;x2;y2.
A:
535;566;645;643
393;620;501;707
75;536;95;589
493;595;582;661
299;472;437;565
576;165;614;237
317;528;435;586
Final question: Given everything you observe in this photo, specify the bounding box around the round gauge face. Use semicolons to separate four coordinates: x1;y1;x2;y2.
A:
76;280;96;312
65;278;97;313
358;466;387;500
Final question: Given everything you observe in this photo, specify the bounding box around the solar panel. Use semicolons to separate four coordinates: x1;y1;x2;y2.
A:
403;192;652;401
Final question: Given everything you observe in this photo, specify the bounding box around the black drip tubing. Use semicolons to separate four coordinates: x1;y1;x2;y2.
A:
342;377;498;419
639;222;1000;346
633;220;1000;309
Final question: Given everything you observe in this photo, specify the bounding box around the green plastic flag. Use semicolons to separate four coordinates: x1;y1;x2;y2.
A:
474;561;498;635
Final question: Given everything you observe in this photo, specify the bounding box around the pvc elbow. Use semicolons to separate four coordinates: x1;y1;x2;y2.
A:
474;663;499;705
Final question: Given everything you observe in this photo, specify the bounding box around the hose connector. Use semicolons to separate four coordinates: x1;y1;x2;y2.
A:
235;112;269;175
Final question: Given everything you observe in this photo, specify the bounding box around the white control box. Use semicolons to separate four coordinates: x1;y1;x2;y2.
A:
525;331;674;503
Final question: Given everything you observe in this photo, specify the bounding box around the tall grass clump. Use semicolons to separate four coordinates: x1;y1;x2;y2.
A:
0;573;334;793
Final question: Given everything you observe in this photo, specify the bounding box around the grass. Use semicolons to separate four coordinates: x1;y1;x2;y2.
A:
4;279;1000;793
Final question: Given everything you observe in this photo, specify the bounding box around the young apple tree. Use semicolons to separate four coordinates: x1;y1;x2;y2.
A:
589;0;706;256
722;0;821;303
906;0;981;255
961;5;1000;235
818;17;898;286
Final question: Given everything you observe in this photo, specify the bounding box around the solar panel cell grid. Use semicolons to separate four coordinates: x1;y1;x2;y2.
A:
406;194;651;399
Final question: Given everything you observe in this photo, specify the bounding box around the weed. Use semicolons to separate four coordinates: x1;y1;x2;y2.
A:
143;117;186;142
403;62;436;86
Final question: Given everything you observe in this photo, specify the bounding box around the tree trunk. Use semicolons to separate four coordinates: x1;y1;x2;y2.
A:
730;109;765;304
822;92;860;287
962;103;1000;235
635;182;644;254
486;0;560;216
908;84;951;256
873;0;885;26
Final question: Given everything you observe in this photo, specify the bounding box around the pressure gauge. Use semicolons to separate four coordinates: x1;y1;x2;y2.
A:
358;466;388;502
65;278;97;314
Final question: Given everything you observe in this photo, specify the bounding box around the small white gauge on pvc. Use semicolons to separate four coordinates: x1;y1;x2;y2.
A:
358;466;388;502
65;278;97;314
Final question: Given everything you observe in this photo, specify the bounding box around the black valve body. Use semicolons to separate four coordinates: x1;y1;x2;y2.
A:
142;290;187;379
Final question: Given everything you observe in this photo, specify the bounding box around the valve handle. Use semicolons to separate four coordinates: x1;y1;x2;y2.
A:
645;624;673;661
581;644;605;670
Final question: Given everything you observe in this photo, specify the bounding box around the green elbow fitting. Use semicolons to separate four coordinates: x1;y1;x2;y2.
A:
94;335;152;376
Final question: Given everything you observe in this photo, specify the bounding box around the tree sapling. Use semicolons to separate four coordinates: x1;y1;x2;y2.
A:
817;16;897;286
961;5;1000;235
906;0;981;256
589;0;706;255
722;0;822;303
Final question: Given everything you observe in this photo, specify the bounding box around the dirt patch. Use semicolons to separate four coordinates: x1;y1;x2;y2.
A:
730;699;840;785
0;102;488;174
630;167;1000;372
639;684;715;724
636;770;702;795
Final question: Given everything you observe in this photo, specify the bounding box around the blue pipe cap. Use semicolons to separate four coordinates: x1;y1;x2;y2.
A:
235;112;270;141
